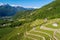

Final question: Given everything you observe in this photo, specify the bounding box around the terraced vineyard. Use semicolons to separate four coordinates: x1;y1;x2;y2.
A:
0;19;60;40
24;19;60;40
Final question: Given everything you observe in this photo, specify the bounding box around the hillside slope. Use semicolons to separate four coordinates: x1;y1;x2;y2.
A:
29;0;60;20
0;0;60;40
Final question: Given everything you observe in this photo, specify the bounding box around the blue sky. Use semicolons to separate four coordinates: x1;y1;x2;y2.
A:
0;0;53;8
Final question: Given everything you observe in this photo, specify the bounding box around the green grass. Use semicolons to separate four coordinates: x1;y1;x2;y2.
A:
24;37;34;40
44;19;60;29
9;32;24;40
0;28;13;39
46;24;60;29
25;34;43;40
0;26;25;40
30;19;44;27
54;32;60;40
29;31;52;40
36;27;54;35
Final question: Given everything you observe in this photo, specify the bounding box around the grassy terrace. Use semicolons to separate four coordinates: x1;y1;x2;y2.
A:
44;19;60;29
36;27;54;35
29;31;52;40
25;34;43;40
24;18;60;40
0;18;60;40
53;31;60;40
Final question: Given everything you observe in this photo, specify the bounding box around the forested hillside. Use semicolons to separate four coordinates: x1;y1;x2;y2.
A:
28;0;60;20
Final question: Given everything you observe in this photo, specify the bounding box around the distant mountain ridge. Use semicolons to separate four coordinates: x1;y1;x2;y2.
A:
0;4;34;17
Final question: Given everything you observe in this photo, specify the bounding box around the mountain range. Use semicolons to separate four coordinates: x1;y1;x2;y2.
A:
0;4;34;17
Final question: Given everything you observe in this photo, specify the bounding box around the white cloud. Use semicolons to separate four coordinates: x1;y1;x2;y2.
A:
33;7;40;9
0;3;22;7
10;4;22;7
0;3;4;6
24;6;40;9
0;3;40;9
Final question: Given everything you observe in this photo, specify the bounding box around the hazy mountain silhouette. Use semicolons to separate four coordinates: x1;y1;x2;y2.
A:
0;4;34;17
